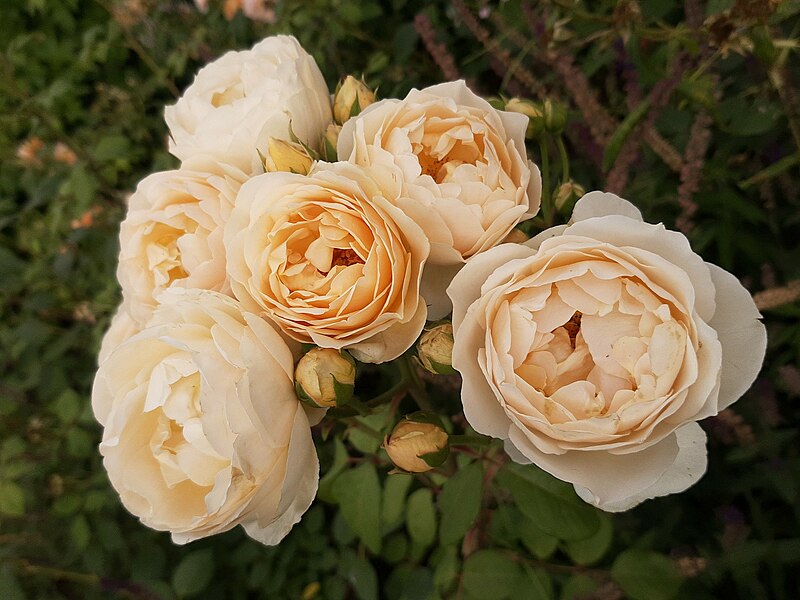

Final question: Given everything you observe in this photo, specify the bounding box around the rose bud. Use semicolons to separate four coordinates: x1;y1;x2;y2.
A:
333;75;375;125
265;137;314;175
542;99;568;134
384;413;450;473
295;348;356;408
505;97;545;139
554;180;586;211
417;323;456;375
321;123;342;161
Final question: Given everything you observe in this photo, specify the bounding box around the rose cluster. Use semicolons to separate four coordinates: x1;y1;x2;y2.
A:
95;35;766;546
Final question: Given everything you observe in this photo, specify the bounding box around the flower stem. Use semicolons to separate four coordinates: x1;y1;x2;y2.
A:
449;434;493;447
539;139;553;226
556;135;570;184
399;354;436;413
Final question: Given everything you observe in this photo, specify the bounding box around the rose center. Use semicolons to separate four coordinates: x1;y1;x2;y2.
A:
331;248;363;269
211;83;245;107
418;152;448;182
563;311;582;348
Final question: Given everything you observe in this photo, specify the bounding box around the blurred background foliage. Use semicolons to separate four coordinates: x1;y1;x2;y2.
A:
1;0;800;598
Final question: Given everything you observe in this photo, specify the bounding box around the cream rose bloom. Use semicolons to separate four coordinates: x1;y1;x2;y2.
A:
165;35;332;174
225;161;430;364
449;192;767;512
97;302;141;365
92;288;320;544
117;156;246;324
338;80;542;318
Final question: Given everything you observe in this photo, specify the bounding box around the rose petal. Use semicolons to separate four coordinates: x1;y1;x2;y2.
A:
706;263;767;410
573;422;707;511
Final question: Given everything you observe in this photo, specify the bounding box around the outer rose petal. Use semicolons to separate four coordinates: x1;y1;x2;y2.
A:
573;423;707;512
242;406;319;545
97;302;140;366
706;263;768;410
507;423;685;511
449;244;538;438
570;191;643;223
422;262;464;321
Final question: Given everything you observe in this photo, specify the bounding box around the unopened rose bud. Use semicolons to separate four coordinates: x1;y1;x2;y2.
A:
505;98;545;139
543;99;568;134
384;413;450;473
417;323;455;375
321;123;341;161
265;137;314;174
554;181;586;211
333;76;375;125
294;348;356;408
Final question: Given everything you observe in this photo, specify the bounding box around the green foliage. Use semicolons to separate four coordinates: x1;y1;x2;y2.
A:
1;0;799;598
333;463;383;553
497;463;601;541
438;461;483;545
611;550;684;600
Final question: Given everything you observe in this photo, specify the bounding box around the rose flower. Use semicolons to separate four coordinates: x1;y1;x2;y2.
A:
92;289;321;544
225;161;430;364
117;157;246;324
97;301;140;365
165;35;332;174
337;80;541;318
448;192;767;511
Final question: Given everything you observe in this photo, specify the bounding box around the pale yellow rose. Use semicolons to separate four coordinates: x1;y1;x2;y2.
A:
117;156;246;324
449;192;767;511
224;161;430;363
92;288;321;545
338;80;542;318
165;35;332;174
97;302;141;365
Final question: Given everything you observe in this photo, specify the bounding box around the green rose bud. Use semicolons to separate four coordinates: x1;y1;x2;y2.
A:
505;97;546;139
417;323;455;375
321;123;341;161
554;180;586;211
333;75;376;125
543;99;568;134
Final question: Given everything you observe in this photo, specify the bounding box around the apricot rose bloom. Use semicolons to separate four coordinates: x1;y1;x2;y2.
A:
449;192;767;511
117;157;246;325
164;35;332;174
337;80;542;318
92;289;320;544
224;162;430;364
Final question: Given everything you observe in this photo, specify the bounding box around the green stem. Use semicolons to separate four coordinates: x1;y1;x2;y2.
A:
539;139;552;226
556;135;570;184
739;152;800;189
14;559;99;586
399;355;436;413
366;379;409;407
449;435;493;447
346;419;385;442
